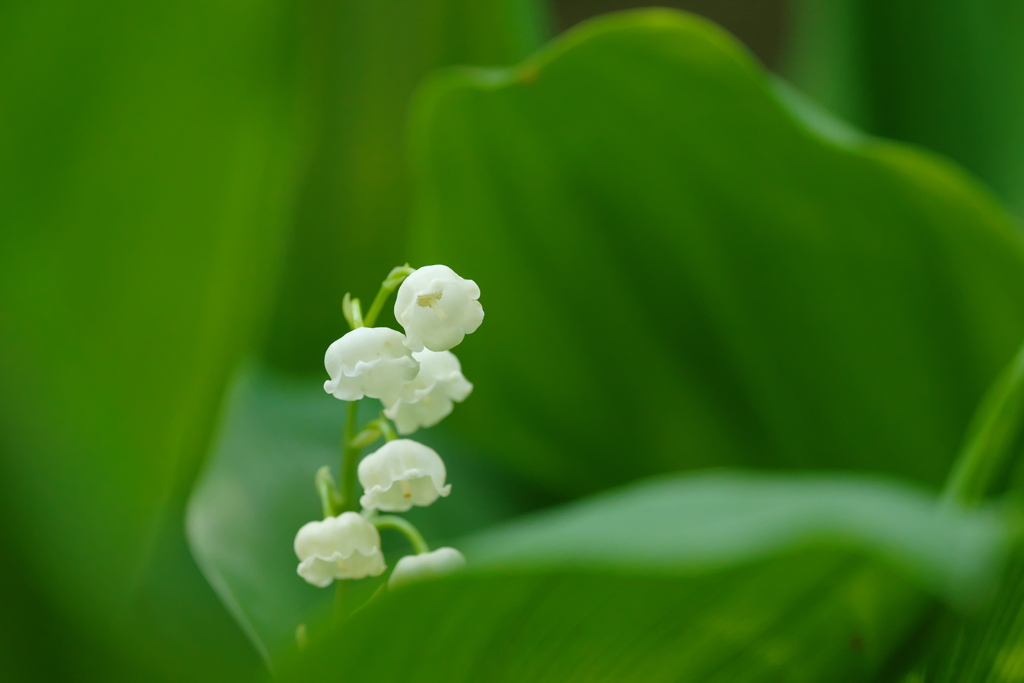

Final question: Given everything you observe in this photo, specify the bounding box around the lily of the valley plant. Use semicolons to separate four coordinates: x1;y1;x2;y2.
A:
294;264;482;607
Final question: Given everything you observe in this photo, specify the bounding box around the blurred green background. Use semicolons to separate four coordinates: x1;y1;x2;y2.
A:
3;1;1024;681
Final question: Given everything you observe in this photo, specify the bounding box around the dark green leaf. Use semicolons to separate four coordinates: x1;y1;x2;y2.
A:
786;0;1024;217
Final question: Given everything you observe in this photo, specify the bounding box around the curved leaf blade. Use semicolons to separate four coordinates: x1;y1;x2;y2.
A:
286;472;1015;683
0;0;303;677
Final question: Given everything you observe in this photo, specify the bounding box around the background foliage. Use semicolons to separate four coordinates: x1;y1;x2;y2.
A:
3;1;1024;681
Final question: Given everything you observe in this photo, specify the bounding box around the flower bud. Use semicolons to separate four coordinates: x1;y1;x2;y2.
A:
358;439;451;512
394;265;483;352
383;349;472;434
388;547;466;589
323;327;418;404
294;512;386;587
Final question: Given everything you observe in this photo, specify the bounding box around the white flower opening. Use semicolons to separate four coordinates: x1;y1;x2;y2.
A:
294;512;386;587
394;265;484;352
323;327;419;404
358;439;451;512
383;349;473;435
388;547;466;589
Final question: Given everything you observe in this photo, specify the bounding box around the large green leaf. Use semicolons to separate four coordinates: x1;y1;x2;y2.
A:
261;0;548;373
786;0;1024;218
285;472;1015;683
0;0;303;678
187;364;550;667
405;9;1024;496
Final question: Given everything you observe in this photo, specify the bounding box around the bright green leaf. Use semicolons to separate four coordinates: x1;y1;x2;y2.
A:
890;342;1024;681
465;472;1009;607
945;338;1024;506
406;9;1024;496
918;547;1024;682
286;472;1015;683
895;332;1024;682
0;0;304;677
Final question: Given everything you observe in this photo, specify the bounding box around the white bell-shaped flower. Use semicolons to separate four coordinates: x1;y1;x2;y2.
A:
388;547;466;589
394;265;483;352
323;327;418;404
358;439;451;512
383;350;473;434
294;512;386;587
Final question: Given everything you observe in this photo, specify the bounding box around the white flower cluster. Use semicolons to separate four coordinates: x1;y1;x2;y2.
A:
294;439;465;587
295;265;480;591
323;265;481;434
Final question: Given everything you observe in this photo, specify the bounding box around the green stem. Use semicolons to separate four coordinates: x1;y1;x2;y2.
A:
339;401;362;512
944;339;1024;507
374;515;430;554
363;265;414;327
363;287;392;329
